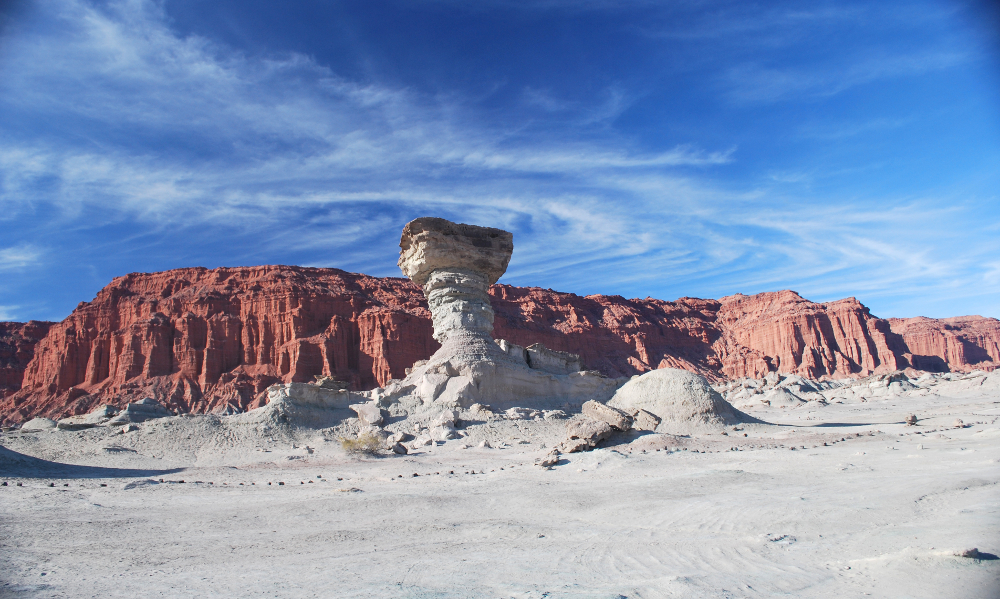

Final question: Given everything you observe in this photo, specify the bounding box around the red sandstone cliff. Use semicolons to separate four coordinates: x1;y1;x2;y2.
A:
887;316;1000;373
0;266;996;425
1;267;438;425
0;321;54;399
714;292;906;380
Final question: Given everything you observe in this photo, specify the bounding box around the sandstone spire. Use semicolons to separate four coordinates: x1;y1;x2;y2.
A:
398;217;513;343
387;217;620;410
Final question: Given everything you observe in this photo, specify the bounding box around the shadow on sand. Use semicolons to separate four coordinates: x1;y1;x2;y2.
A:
809;422;900;428
0;445;184;479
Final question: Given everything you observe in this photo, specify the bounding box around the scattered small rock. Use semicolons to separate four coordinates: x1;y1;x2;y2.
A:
631;409;661;432
537;451;560;468
582;400;632;431
350;402;385;427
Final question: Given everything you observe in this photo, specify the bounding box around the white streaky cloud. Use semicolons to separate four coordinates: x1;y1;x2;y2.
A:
797;116;913;140
0;306;21;321
724;51;968;103
0;245;43;271
980;261;1000;286
0;0;995;319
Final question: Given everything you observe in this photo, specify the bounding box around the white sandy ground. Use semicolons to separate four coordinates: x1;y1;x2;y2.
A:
1;384;999;598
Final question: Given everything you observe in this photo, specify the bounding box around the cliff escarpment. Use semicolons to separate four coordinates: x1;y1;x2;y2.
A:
0;265;996;425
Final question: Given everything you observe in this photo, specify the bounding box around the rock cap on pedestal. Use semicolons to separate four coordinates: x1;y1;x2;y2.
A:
398;217;513;287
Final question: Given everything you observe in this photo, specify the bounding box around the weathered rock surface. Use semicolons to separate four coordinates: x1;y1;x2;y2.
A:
630;409;661;432
536;450;560;468
398;217;513;288
19;417;57;431
1;265;997;425
888;316;1000;373
0;321;54;398
558;418;613;453
581;400;632;431
106;398;172;425
56;404;118;430
759;388;806;408
713;292;904;379
0;266;437;426
388;217;623;411
608;368;751;434
350;402;384;427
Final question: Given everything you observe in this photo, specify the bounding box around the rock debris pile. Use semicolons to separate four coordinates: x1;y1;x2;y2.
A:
715;368;999;410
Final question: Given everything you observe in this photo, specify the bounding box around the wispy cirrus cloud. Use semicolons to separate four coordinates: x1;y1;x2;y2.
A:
0;0;996;322
724;51;968;103
0;245;43;270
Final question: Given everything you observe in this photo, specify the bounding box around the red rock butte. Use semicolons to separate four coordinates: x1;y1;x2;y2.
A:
0;265;997;425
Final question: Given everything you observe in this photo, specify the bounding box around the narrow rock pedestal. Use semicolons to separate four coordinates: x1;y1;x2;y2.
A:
377;217;623;410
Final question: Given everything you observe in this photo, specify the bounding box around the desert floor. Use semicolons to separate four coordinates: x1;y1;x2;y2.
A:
1;386;998;598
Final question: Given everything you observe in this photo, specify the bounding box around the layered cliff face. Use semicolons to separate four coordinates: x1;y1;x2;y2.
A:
888;316;1000;373
490;286;724;377
0;321;54;399
0;267;439;425
714;292;905;380
1;266;997;425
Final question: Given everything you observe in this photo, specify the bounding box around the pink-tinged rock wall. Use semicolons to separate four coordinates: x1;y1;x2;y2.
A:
1;266;996;425
888;316;1000;373
0;321;54;398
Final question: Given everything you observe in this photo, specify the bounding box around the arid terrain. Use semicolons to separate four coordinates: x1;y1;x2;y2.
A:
2;370;998;598
3;219;999;598
2;265;998;427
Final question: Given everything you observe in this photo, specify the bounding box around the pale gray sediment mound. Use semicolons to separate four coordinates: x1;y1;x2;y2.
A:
759;387;806;408
19;417;57;431
106;398;172;425
58;405;119;430
236;383;359;429
608;368;757;434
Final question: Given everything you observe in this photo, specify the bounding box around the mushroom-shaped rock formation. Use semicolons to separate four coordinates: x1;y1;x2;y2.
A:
369;217;624;412
399;216;513;346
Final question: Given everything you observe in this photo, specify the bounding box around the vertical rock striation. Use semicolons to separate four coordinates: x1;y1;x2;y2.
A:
390;217;622;410
1;257;997;425
888;316;1000;373
0;267;438;425
713;292;904;380
0;321;54;399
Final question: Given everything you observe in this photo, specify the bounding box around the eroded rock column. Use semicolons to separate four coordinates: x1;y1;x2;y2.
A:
389;217;621;410
398;217;513;343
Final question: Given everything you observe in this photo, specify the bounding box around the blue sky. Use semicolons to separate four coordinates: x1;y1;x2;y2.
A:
0;0;998;322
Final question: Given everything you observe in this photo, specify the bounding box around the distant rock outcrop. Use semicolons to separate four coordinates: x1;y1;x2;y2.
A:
887;316;1000;373
0;321;54;399
0;265;997;426
1;266;438;425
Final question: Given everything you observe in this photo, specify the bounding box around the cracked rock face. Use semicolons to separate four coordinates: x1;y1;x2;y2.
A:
398;217;513;287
